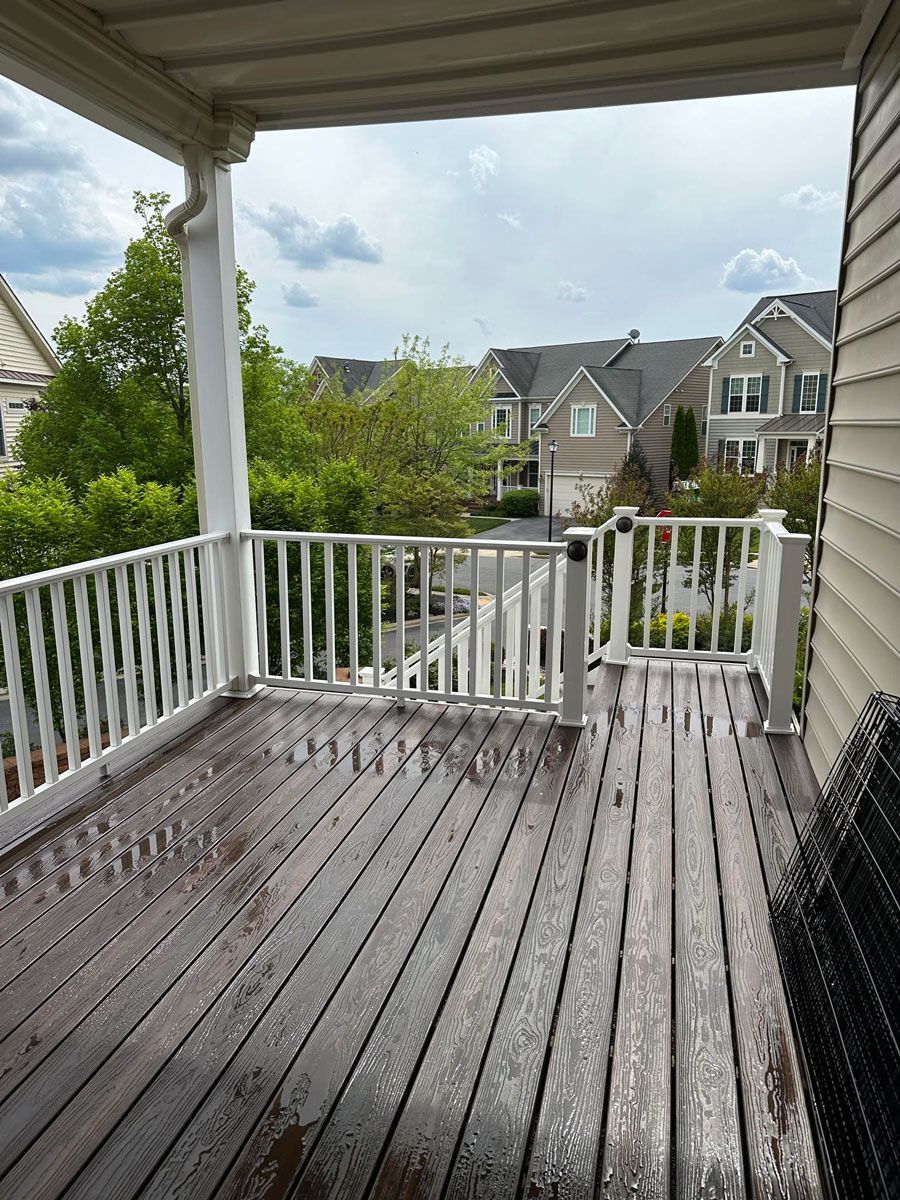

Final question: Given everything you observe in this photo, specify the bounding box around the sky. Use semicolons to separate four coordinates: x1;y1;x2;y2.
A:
0;76;855;366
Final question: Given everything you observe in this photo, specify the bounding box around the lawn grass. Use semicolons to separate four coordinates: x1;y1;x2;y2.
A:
466;515;509;533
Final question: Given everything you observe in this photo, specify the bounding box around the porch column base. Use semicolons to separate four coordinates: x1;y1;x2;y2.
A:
224;681;266;699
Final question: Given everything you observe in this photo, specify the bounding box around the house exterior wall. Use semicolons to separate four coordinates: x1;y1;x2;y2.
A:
0;293;51;374
706;335;781;459
637;360;709;496
755;314;831;406
0;383;41;472
803;2;900;785
537;377;628;515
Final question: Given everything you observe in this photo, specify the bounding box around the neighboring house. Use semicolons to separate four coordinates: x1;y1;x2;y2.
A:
0;274;58;474
309;355;405;398
473;334;721;513
703;289;836;475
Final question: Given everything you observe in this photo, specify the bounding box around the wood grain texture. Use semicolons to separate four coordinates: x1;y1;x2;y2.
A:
672;662;745;1200
368;665;623;1200
208;714;551;1200
599;659;673;1199
748;671;821;836
295;721;581;1200
520;659;648;1200
0;693;372;1043
697;664;821;1200
721;666;798;896
0;702;448;1189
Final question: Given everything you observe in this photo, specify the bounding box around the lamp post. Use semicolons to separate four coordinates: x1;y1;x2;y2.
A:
534;424;559;541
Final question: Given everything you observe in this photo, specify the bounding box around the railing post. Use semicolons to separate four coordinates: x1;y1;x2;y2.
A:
559;528;594;727
605;506;640;666
764;527;809;735
749;507;787;670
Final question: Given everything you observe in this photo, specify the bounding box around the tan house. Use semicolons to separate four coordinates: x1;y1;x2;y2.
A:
0;274;58;473
475;334;721;513
703;289;835;473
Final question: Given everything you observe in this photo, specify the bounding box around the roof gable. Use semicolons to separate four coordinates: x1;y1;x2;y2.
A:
0;274;59;376
703;323;791;367
735;289;836;349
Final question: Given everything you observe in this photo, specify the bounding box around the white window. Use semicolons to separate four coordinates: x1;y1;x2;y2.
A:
701;413;708;436
526;459;539;488
473;419;486;432
729;375;762;413
571;404;596;437
663;404;671;427
740;341;755;357
723;438;757;475
5;400;26;411
493;405;512;438
799;372;819;413
528;404;542;434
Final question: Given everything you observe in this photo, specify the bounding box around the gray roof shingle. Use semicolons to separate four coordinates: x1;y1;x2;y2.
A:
492;338;629;397
739;289;836;343
314;356;404;395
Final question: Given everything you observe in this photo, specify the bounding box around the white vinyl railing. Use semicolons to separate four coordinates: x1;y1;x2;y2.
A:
0;532;230;812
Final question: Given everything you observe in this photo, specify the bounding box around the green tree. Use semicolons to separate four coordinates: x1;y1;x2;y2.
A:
671;406;686;478
765;453;821;577
0;476;81;580
620;438;654;498
681;407;700;475
79;469;195;559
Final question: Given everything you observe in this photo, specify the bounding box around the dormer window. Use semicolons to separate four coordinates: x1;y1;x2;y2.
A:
740;341;755;357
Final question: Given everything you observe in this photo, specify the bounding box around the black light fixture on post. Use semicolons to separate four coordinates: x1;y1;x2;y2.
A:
534;423;558;540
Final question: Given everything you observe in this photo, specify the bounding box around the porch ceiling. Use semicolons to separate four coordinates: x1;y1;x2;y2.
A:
0;0;868;162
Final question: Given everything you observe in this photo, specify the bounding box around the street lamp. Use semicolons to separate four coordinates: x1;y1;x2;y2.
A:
534;423;558;540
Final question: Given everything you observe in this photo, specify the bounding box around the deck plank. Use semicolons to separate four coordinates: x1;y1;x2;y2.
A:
59;709;525;1200
672;662;745;1200
202;714;553;1200
519;659;648;1200
0;701;453;1186
599;659;673;1200
748;671;821;834
697;664;821;1200
367;664;623;1200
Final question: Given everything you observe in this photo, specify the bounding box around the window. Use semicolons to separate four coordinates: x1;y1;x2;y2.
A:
492;405;512;438
5;400;26;411
799;372;819;412
729;374;762;413
526;459;539;489
473;420;486;432
723;438;757;475
528;404;542;434
740;341;755;357
701;413;708;436
663;404;671;427
571;404;596;436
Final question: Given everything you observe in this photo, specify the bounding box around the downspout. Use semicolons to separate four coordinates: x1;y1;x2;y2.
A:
164;144;208;247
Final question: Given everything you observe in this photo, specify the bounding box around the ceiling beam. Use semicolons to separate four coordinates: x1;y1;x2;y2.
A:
0;0;255;161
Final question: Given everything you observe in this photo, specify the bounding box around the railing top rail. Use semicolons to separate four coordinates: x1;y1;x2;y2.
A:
0;531;229;597
244;529;562;553
633;516;763;528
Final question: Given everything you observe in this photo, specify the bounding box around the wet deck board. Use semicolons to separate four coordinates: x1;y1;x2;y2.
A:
0;668;822;1200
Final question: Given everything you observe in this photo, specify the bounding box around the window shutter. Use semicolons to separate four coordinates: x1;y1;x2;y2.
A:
817;372;828;412
720;377;730;413
716;438;726;467
792;374;802;413
760;376;769;413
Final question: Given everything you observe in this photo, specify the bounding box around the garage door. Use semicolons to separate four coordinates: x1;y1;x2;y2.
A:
544;472;608;518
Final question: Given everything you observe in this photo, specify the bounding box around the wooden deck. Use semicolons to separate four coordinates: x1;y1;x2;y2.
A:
0;661;824;1200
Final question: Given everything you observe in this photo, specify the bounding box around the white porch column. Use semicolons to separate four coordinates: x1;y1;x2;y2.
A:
172;147;258;694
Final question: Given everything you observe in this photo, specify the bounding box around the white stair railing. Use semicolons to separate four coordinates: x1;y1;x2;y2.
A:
0;532;231;813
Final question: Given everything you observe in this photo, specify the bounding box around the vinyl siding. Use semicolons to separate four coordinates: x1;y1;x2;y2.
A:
803;1;900;785
0;293;52;374
541;377;629;475
706;336;780;456
755;316;831;407
637;361;709;497
0;384;40;473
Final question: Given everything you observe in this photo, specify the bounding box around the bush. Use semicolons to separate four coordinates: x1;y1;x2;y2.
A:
591;603;754;654
500;489;539;517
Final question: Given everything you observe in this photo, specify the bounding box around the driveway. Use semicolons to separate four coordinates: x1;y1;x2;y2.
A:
471;515;563;543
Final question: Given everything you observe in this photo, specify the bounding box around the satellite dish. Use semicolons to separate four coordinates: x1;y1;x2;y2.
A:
628;328;641;342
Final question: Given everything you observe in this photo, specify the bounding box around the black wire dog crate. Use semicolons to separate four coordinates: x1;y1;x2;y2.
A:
772;692;900;1199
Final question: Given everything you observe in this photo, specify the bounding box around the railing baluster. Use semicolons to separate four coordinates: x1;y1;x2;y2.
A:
151;554;173;718
94;569;122;747
212;540;229;683
518;550;531;702
253;537;268;679
24;587;58;786
709;524;727;654
347;543;358;688
592;531;606;650
732;525;752;655
197;546;217;693
73;575;102;759
687;523;702;653
528;577;541;697
133;560;157;722
643;524;655;648
493;548;505;700
664;525;679;651
370;542;381;688
324;541;336;684
467;547;479;701
395;542;405;700
443;549;454;696
182;548;203;701
419;546;430;696
113;565;139;736
277;538;290;680
545;549;560;703
167;551;188;709
51;580;81;767
0;595;33;799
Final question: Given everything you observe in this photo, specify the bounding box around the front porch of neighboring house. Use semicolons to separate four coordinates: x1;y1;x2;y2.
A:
755;414;825;473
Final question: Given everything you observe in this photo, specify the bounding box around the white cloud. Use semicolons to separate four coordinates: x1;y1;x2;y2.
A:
0;81;84;177
468;144;499;193
720;247;813;293
473;316;494;336
497;211;522;230
252;203;382;269
780;183;842;213
557;280;588;302
283;281;320;308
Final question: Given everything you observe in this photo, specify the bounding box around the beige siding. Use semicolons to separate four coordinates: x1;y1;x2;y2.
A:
755;316;831;408
542;377;629;475
0;384;41;473
0;294;51;374
803;1;900;785
706;335;780;456
638;361;709;496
